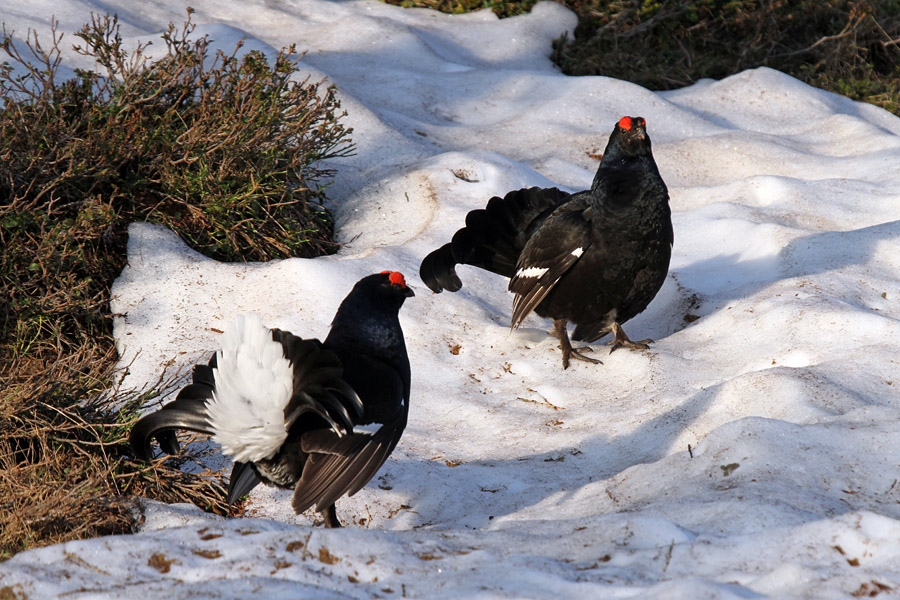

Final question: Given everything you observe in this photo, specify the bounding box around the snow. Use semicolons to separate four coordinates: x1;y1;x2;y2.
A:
4;0;900;597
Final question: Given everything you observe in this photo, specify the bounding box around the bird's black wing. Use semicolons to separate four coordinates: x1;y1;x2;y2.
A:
291;409;407;515
420;186;569;292
290;353;409;515
509;209;592;329
130;359;218;460
270;329;363;437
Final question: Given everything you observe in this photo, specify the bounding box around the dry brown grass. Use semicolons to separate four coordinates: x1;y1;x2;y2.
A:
1;10;351;559
0;340;231;559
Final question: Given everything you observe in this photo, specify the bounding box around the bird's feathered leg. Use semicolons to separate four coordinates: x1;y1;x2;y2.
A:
323;503;342;528
554;319;602;369
227;461;263;506
608;321;653;353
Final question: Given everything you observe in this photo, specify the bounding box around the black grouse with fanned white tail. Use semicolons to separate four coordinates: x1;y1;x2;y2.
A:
420;116;672;369
130;271;414;527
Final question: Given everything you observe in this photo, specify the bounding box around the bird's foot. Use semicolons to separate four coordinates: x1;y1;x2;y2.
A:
608;323;653;354
555;319;603;369
608;338;652;353
562;346;602;369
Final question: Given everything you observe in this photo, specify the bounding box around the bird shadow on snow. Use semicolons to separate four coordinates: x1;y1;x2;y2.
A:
387;379;723;530
378;225;900;530
139;378;713;531
676;219;900;307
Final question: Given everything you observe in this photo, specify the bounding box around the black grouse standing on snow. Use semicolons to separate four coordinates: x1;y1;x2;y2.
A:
131;271;414;527
420;116;672;369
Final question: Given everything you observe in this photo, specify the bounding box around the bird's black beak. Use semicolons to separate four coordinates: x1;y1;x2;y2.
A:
404;286;415;298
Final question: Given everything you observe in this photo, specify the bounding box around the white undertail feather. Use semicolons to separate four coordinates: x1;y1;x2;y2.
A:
205;314;293;462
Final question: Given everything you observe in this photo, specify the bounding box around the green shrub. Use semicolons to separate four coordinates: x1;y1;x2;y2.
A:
555;0;900;110
1;10;353;262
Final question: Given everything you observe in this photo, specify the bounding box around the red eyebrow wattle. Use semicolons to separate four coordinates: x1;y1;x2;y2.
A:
381;271;407;287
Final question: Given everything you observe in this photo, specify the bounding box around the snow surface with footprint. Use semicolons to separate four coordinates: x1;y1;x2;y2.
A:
3;0;900;598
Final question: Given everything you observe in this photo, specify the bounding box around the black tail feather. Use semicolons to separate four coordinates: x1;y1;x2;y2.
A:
420;186;569;292
129;406;215;460
419;243;462;293
130;360;217;460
